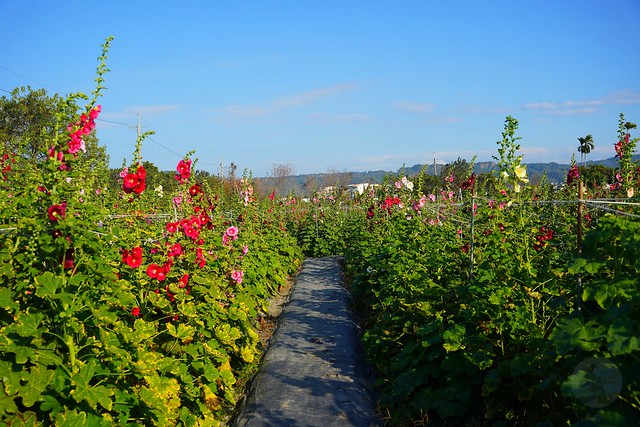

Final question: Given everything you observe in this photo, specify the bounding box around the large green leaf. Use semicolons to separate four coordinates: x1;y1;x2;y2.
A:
12;312;45;339
607;318;640;356
442;324;466;352
70;362;114;411
549;317;604;355
18;365;55;408
34;272;62;299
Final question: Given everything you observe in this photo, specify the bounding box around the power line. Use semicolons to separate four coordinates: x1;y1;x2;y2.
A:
96;118;136;127
0;64;57;92
138;115;219;167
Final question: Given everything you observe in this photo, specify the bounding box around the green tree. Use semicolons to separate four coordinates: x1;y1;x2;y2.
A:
577;134;594;165
0;86;110;188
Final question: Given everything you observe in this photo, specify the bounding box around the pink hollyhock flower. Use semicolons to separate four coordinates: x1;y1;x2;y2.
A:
226;226;239;239
231;269;244;284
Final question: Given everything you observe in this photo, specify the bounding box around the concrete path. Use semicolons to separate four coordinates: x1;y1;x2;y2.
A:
232;257;381;427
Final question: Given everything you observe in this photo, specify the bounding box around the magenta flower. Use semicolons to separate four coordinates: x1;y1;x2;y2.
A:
226;226;239;239
231;269;244;285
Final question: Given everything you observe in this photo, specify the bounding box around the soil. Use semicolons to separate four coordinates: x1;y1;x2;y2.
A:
255;278;295;349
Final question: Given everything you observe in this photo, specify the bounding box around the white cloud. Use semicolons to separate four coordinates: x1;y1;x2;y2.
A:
122;104;183;116
207;83;356;121
103;104;182;121
420;116;460;125
308;112;369;124
213;104;269;118
522;90;640;116
606;90;640;105
393;101;437;113
524;100;603;111
274;83;355;108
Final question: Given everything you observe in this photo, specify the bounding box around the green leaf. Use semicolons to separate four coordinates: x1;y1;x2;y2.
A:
442;324;466;352
70;362;114;411
133;318;157;342
0;287;18;312
53;408;87;427
34;348;63;366
0;360;23;395
18;365;55;407
39;394;63;415
0;386;18;414
13;312;45;339
549;317;604;355
34;271;62;299
607;318;639;356
13;344;36;365
166;322;195;341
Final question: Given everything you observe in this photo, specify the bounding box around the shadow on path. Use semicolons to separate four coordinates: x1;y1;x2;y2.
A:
232;256;381;427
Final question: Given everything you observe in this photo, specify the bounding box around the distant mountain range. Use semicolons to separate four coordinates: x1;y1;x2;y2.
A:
271;155;640;194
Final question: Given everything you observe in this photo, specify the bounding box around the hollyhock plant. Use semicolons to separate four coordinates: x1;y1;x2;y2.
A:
566;165;580;185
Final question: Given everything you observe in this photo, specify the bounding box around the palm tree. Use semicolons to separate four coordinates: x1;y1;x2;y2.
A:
577;134;594;165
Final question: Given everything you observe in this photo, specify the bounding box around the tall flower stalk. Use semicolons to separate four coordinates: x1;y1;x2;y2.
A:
614;113;638;197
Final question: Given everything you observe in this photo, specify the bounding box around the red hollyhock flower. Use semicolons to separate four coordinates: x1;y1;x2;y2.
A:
47;203;67;221
168;243;183;257
175;159;192;182
136;165;147;180
122;247;143;268
178;274;189;288
122;173;139;193
63;248;75;269
166;222;178;233
189;183;202;197
131;307;141;317
146;263;167;281
133;180;146;195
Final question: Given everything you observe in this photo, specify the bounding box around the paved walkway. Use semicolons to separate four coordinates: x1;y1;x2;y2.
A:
232;257;381;427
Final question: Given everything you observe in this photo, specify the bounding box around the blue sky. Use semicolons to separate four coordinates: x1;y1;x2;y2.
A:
2;1;640;177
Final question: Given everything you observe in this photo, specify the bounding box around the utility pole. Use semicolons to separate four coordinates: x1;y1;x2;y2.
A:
433;153;437;176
